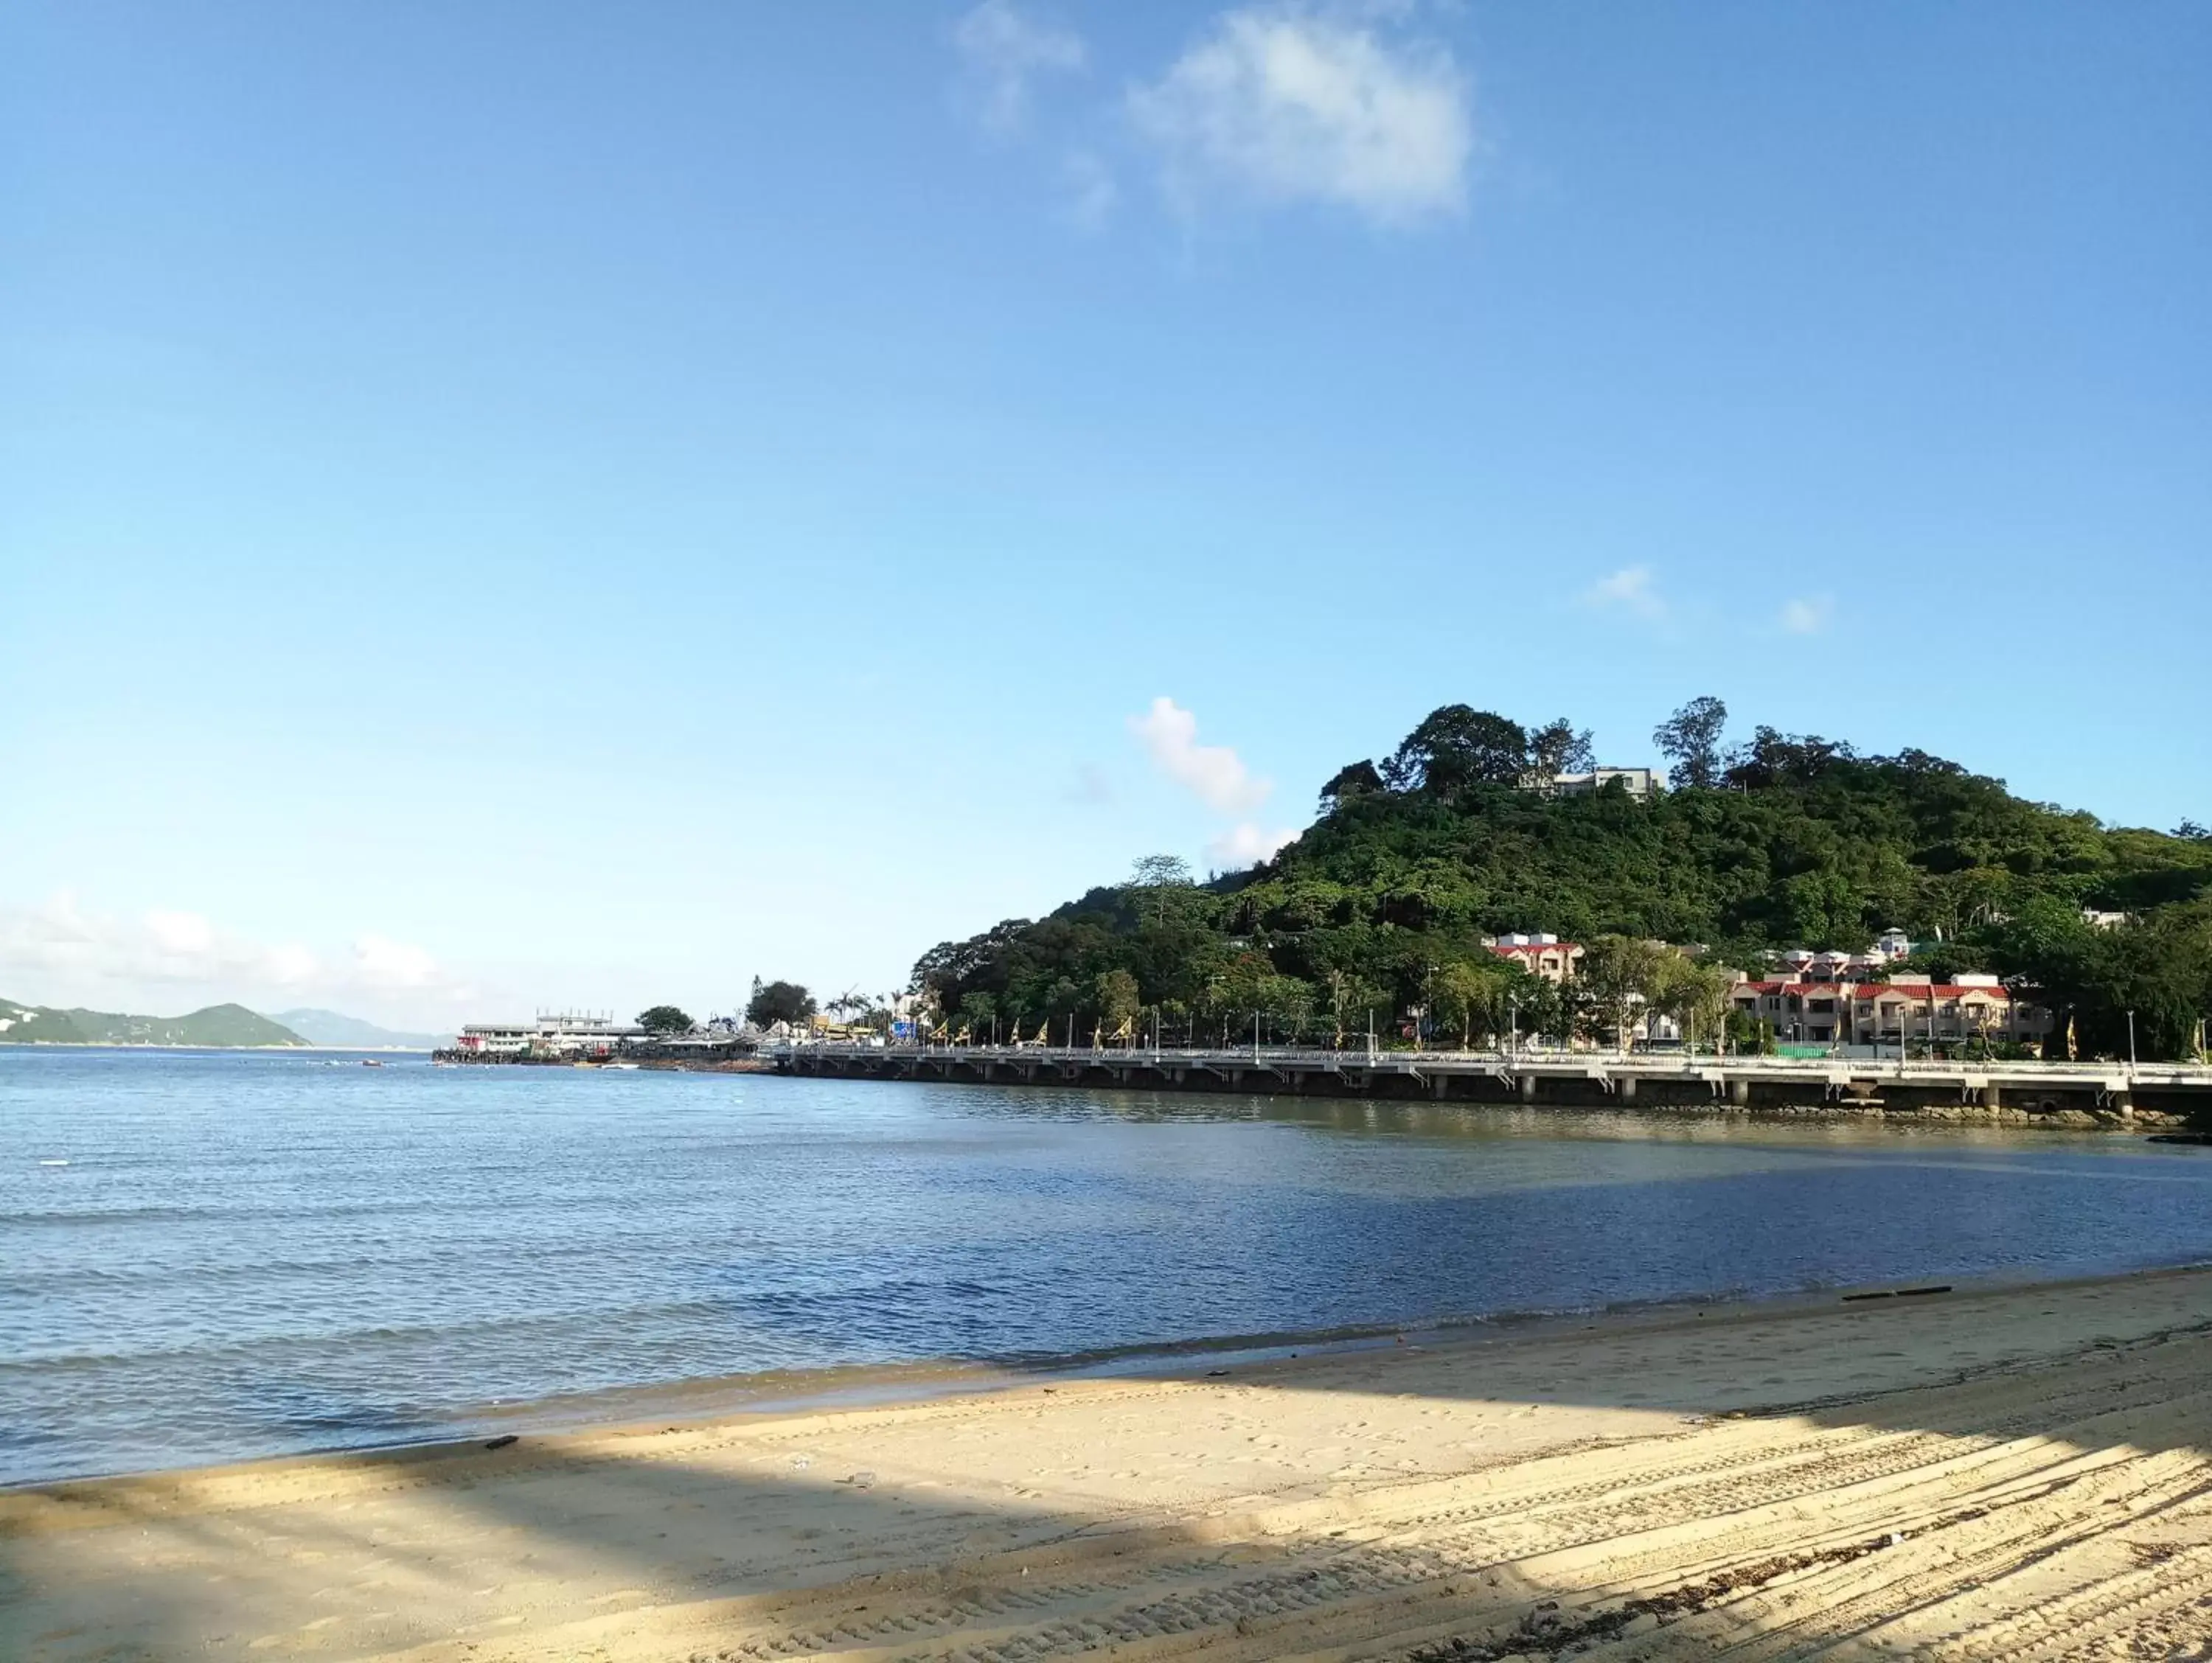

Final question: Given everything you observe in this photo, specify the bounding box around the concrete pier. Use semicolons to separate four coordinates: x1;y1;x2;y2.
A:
762;1042;2210;1123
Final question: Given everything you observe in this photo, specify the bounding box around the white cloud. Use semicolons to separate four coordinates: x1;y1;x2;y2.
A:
1128;696;1273;813
0;892;468;1022
1207;823;1302;869
1127;3;1473;225
265;943;320;985
953;0;1087;133
1779;594;1834;635
1060;149;1119;232
352;934;442;990
1581;565;1666;621
145;909;216;957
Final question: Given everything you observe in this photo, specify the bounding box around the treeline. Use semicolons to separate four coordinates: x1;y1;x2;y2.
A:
909;700;2212;1060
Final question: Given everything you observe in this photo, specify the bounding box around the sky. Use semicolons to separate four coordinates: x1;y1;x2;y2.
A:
4;1;2208;1031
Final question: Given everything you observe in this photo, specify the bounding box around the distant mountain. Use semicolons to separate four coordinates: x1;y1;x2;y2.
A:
268;1008;450;1050
0;1000;308;1047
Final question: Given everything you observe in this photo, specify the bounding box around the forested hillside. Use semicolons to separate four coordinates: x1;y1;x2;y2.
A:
913;700;2212;1061
0;1000;307;1047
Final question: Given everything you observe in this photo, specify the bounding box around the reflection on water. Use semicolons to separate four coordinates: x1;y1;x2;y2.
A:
4;1048;2210;1483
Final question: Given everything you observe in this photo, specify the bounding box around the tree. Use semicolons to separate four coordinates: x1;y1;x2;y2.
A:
1093;968;1141;1040
1781;869;1868;949
637;1005;694;1036
1433;958;1514;1048
1124;855;1196;924
1577;935;1671;1052
1325;968;1385;1046
1380;706;1530;795
1652;696;1728;790
1652;959;1735;1054
956;990;998;1039
1991;900;2212;1062
1129;854;1194;889
1527;718;1596;781
1318;759;1385;812
745;980;816;1028
1728;1008;1777;1056
1514;976;1571;1050
2177;820;2210;841
1724;727;1851;790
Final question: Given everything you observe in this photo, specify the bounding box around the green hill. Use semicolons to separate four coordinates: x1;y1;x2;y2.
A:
0;1000;308;1047
909;700;2212;1061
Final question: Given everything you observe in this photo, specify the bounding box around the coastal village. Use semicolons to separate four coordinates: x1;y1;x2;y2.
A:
442;716;2207;1074
446;920;2085;1064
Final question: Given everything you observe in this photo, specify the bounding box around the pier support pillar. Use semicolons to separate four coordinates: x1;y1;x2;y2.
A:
1982;1081;2001;1109
1520;1074;1537;1102
1731;1078;1750;1107
1432;1073;1449;1098
1618;1075;1637;1101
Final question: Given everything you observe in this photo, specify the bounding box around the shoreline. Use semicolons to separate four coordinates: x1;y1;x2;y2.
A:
10;1263;2212;1659
436;1254;2212;1452
16;1256;2211;1496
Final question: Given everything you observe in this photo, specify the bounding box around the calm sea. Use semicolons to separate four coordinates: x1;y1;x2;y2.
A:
5;1047;2211;1485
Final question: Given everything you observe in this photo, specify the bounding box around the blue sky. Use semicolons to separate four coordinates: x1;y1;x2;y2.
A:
4;1;2207;1028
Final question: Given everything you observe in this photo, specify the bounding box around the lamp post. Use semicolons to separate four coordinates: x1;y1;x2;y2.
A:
2129;1009;2138;1071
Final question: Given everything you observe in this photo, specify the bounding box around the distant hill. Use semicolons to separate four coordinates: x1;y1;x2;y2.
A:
0;1000;308;1047
268;1008;450;1050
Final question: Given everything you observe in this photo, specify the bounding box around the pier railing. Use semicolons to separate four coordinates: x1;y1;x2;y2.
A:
758;1040;2212;1094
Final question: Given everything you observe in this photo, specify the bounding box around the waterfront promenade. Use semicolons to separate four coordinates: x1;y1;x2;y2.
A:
764;1040;2212;1120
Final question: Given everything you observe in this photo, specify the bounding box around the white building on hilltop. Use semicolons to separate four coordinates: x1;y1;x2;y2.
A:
1528;767;1659;801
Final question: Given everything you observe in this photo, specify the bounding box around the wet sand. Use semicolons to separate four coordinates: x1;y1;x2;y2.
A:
8;1268;2212;1660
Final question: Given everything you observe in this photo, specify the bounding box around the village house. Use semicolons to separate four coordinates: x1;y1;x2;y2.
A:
1486;933;1585;984
1762;930;1921;986
1728;976;2051;1048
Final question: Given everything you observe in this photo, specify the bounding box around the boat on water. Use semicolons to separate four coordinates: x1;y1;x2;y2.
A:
604;1061;641;1071
361;1059;384;1067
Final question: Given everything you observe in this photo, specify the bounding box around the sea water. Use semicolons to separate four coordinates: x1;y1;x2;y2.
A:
5;1047;2211;1484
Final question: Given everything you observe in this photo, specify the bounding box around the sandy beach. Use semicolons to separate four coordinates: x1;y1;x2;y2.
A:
9;1269;2212;1661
